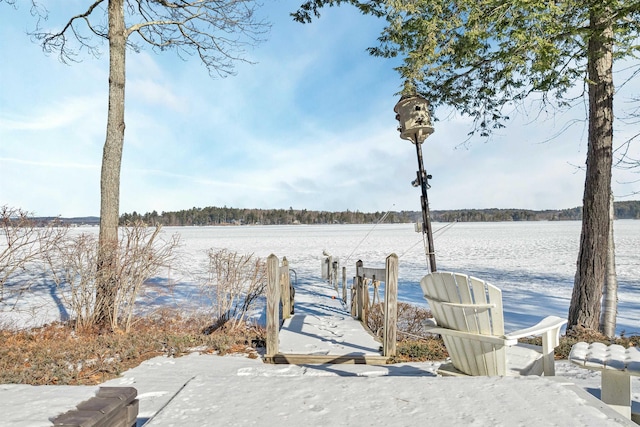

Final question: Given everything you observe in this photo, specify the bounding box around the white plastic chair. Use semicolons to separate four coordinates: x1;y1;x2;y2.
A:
421;271;566;376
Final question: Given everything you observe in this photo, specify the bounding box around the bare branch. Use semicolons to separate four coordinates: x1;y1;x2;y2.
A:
0;206;68;305
31;0;107;63
123;0;269;77
200;249;266;330
27;0;268;76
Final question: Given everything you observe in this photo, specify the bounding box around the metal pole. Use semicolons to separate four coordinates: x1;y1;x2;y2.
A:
414;137;437;272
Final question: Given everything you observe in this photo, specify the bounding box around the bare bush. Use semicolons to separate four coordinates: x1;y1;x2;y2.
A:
46;233;101;331
113;223;179;332
200;249;266;331
367;302;434;340
46;222;179;332
0;206;67;304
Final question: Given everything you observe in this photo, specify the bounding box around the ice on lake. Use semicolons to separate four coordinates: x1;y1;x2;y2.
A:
3;220;639;335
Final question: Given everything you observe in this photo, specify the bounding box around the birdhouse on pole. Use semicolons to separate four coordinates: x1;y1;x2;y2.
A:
393;93;438;272
393;95;434;144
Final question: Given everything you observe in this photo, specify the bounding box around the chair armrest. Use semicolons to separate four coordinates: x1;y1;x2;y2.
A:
506;315;566;376
504;316;567;341
423;324;518;346
423;318;438;327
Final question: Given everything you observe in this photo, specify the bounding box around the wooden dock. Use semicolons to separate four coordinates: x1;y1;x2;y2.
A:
268;280;388;364
263;254;397;365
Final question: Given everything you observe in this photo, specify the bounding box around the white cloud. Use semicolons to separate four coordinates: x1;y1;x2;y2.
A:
0;96;103;131
0;158;99;170
128;79;189;113
1;3;638;217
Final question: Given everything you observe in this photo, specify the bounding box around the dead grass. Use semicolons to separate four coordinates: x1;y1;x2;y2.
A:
392;338;449;362
3;304;638;383
0;309;265;385
367;302;449;362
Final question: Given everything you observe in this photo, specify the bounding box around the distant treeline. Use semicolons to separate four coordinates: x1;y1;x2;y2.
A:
117;200;640;226
119;207;416;226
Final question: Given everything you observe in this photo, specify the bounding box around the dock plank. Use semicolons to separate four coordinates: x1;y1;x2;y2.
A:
276;280;385;364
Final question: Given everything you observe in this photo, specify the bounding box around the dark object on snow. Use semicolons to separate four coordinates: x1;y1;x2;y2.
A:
52;387;138;427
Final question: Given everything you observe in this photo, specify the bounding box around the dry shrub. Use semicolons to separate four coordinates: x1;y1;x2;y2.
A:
392;338;449;362
45;222;179;332
0;206;67;304
200;249;266;331
367;301;435;340
365;301;447;362
113;223;179;331
0;309;265;385
46;233;100;330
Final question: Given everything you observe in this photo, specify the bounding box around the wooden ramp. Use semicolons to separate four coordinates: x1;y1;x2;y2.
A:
264;280;388;365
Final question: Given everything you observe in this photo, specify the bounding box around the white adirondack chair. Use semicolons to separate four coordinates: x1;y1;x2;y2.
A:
421;272;566;376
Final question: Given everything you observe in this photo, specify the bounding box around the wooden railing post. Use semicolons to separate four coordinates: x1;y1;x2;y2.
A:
322;255;331;281
266;254;280;357
342;266;347;304
350;277;357;317
355;260;364;321
383;253;398;357
280;257;291;319
363;278;370;325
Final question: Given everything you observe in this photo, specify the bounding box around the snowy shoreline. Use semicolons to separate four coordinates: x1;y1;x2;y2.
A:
2;220;640;426
4;221;638;334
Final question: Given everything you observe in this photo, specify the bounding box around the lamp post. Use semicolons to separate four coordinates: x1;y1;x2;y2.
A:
394;94;437;272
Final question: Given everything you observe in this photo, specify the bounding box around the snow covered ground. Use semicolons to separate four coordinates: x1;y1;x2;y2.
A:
4;353;636;427
2;276;639;426
2;275;639;426
1;220;639;426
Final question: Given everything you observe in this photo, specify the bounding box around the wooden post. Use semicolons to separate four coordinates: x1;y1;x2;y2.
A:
355;260;363;320
332;259;339;292
266;254;280;357
363;278;370;325
281;257;291;319
342;266;347;304
350;277;357;317
383;253;398;357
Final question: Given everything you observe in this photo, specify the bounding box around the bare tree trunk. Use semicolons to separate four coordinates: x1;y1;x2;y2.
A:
96;0;126;326
568;12;614;331
600;191;618;338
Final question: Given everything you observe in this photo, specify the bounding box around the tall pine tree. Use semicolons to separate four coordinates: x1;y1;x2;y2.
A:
294;0;640;330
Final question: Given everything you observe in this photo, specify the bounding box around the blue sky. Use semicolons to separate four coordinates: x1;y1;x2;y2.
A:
1;1;638;217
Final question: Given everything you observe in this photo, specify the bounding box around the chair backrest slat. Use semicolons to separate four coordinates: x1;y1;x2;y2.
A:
468;275;492;335
486;282;504;336
422;273;473;374
421;271;507;376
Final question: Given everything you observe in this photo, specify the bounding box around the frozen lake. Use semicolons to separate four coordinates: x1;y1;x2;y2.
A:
162;220;639;335
3;220;638;335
